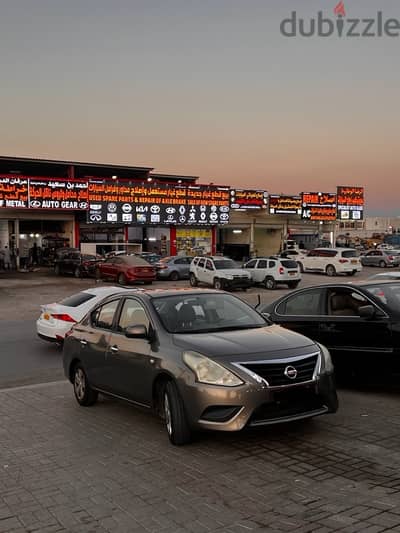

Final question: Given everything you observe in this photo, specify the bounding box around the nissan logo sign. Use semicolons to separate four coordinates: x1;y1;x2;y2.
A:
284;366;298;380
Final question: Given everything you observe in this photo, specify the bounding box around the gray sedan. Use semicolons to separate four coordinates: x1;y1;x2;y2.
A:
155;256;193;280
63;289;338;445
361;250;400;268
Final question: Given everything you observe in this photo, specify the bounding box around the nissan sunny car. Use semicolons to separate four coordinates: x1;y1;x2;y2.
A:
63;289;338;445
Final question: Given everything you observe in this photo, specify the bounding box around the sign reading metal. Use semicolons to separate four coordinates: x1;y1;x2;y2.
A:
337;186;364;220
269;195;302;215
87;182;230;225
0;176;29;208
230;189;268;210
301;192;337;221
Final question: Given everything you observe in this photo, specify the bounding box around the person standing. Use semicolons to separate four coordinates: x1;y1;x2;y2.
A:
2;245;11;270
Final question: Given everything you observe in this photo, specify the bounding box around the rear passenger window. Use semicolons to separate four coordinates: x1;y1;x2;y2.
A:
268;261;276;268
277;290;322;316
92;300;120;330
257;260;267;269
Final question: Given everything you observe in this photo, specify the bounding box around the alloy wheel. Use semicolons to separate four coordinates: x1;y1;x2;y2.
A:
164;392;172;436
74;368;86;401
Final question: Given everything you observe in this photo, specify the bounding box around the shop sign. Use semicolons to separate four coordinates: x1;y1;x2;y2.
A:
301;192;337;221
230;189;268;210
0;176;29;208
29;179;89;210
87;182;231;225
269;195;302;215
337;186;364;220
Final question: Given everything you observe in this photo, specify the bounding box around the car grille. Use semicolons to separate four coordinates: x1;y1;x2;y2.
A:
239;353;318;387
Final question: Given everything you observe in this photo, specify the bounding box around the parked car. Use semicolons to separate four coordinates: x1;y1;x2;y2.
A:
96;255;156;285
297;248;362;277
136;253;161;265
261;280;400;380
368;272;400;281
360;250;400;268
242;257;301;289
189;256;252;290
37;286;138;343
155;256;193;281
63;288;338;445
54;250;104;278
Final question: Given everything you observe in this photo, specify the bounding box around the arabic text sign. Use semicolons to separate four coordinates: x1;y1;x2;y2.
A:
269;195;302;215
301;192;337;221
29;179;89;209
230;189;268;210
337;186;364;220
0;176;29;208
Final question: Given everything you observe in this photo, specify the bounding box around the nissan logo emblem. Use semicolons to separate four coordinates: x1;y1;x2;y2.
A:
284;366;298;380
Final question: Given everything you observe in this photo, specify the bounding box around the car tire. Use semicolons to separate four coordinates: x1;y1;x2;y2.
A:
73;364;98;407
95;268;102;281
379;260;386;268
54;264;60;275
213;278;224;290
118;273;127;285
297;262;304;273
74;267;81;278
163;381;191;446
287;281;300;289
264;276;276;290
326;265;336;277
169;271;179;281
189;273;198;287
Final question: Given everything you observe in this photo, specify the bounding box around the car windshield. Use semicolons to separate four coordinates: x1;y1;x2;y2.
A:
214;259;236;270
364;283;400;312
58;292;96;307
152;293;267;334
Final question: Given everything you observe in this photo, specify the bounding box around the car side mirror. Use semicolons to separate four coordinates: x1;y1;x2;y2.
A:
125;324;148;339
358;305;376;320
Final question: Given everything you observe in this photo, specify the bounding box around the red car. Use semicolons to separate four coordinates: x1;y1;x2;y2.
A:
95;255;156;285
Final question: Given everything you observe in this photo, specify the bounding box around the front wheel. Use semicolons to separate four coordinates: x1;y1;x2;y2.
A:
163;381;191;445
118;273;127;285
169;271;179;281
326;265;336;277
379;260;386;268
213;278;224;290
189;273;198;287
264;276;276;290
73;364;98;406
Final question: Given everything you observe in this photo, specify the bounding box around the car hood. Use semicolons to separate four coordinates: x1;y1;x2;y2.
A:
214;269;250;277
172;324;316;360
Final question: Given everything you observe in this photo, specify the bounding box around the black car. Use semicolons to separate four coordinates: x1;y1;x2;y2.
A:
63;289;337;445
54;250;103;278
261;281;400;380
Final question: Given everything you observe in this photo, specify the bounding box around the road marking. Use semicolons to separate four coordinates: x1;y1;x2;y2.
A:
0;379;68;393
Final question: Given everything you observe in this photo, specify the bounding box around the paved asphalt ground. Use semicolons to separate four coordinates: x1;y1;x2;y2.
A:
1;268;400;532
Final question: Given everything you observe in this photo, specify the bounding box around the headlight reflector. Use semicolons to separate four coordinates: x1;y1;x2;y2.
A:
183;351;243;386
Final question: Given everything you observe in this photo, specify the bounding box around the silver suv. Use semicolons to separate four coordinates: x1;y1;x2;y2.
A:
189;256;252;290
243;257;301;289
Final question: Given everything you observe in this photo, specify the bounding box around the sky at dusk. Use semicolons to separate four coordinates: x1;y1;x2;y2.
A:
1;0;399;215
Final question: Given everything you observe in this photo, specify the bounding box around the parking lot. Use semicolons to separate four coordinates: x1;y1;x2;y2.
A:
1;268;400;532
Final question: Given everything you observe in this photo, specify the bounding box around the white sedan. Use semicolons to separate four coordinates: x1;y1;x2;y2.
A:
36;286;137;343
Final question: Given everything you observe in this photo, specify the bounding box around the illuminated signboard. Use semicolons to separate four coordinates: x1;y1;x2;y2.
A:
87;182;230;225
230;189;268;210
269;195;302;215
301;192;337;221
0;176;29;208
29;179;89;210
337;186;364;220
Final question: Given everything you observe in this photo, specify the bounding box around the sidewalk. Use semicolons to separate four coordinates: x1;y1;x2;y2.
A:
2;381;400;532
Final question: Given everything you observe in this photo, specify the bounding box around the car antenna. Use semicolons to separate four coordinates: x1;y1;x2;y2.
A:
255;293;261;310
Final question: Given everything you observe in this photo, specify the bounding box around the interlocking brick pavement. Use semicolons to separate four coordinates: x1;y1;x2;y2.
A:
1;382;400;532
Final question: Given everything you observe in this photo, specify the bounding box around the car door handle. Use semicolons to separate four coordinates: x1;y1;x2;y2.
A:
80;339;87;346
110;345;119;353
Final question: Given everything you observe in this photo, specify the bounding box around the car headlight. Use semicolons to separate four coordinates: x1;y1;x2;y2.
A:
317;343;334;373
183;351;244;386
225;275;233;280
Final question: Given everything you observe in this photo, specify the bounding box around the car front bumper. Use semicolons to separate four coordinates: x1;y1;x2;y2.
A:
224;278;253;289
179;373;338;432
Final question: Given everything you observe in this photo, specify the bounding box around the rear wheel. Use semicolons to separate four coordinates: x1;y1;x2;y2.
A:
379;260;386;268
73;364;98;407
326;265;336;277
213;278;224;290
163;381;191;445
189;273;198;287
297;262;304;273
74;267;81;278
118;273;127;285
264;276;276;290
346;270;356;276
169;271;179;281
287;281;300;289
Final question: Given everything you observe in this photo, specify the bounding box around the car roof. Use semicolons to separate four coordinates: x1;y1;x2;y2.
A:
82;286;140;297
98;288;226;301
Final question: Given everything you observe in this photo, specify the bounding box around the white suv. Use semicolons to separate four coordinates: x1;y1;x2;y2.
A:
297;247;362;277
243;257;301;290
189;256;252;290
